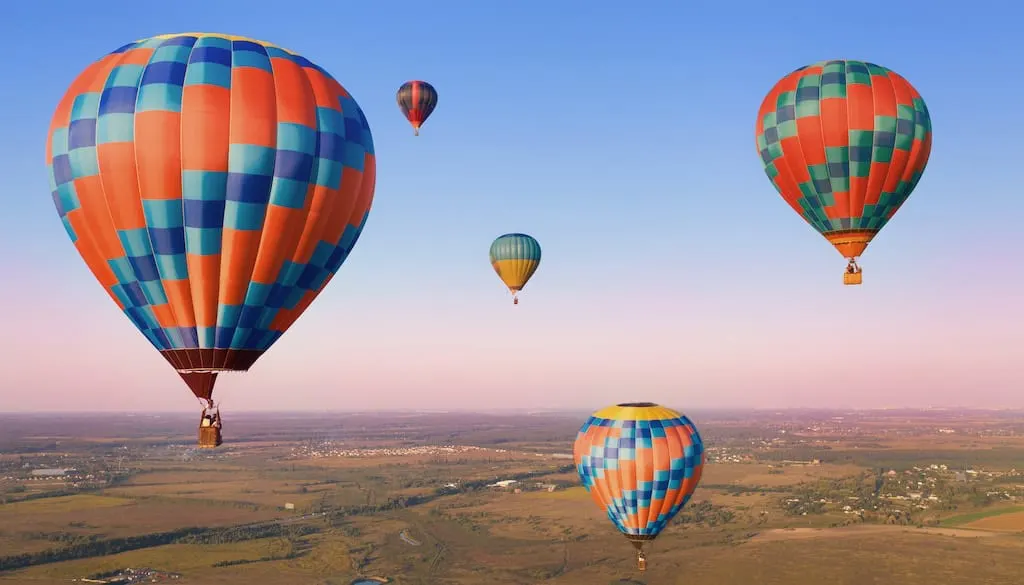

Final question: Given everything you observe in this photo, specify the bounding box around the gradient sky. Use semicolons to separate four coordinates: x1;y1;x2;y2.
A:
0;0;1020;412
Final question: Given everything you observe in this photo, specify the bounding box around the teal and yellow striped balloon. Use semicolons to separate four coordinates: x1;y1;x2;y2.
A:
489;233;540;305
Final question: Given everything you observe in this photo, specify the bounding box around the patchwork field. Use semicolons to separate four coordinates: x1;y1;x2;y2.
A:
700;463;866;487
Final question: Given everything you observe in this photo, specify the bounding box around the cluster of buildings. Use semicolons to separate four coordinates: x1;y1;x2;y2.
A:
2;466;112;490
795;422;864;436
779;461;1024;519
483;479;562;494
290;442;487;459
1;448;136;486
890;464;1023;503
705;447;753;464
289;441;576;461
74;567;181;584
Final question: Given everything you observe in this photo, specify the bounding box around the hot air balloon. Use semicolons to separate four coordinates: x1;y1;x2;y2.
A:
489;233;541;305
754;60;932;285
396;80;437;136
574;402;704;572
46;33;376;447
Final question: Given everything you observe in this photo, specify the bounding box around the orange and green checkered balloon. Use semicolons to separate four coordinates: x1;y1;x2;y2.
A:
755;60;932;261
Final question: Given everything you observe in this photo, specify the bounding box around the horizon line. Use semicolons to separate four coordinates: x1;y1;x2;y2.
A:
2;406;1023;415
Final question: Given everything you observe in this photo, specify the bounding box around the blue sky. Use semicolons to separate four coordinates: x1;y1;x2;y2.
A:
0;0;1021;411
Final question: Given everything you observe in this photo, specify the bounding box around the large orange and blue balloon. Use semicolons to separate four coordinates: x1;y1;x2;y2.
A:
489;233;540;305
46;33;376;417
396;80;437;136
755;60;932;285
574;403;704;572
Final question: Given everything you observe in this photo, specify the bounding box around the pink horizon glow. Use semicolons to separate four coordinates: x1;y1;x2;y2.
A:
2;260;1019;413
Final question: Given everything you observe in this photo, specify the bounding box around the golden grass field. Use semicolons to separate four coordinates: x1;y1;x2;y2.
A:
0;494;130;515
964;510;1024;532
4;539;283;584
0;493;284;539
10;513;1022;585
700;463;866;487
0;535;55;556
547;530;1024;585
105;479;325;509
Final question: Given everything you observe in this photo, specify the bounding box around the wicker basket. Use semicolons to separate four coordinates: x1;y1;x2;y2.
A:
198;426;222;449
843;271;863;285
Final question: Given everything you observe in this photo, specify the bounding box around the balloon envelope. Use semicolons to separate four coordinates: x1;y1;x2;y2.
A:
574;403;705;544
396;80;437;135
755;60;932;260
489;233;541;294
46;33;377;400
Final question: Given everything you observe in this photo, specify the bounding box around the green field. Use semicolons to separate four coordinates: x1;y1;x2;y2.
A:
940;505;1024;527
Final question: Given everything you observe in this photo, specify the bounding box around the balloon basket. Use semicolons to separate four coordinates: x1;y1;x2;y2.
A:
843;271;863;286
198;425;222;449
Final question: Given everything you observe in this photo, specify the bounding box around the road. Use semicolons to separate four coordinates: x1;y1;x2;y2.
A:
746;524;1003;544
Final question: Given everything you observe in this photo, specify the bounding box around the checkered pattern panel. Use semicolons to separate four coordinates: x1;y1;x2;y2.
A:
46;33;376;355
574;406;705;538
754;60;932;238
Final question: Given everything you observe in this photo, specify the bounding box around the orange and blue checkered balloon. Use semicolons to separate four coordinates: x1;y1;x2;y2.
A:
755;60;932;261
574;403;705;542
46;33;376;401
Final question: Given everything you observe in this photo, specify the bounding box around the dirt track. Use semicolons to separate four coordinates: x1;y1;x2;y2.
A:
746;524;1001;543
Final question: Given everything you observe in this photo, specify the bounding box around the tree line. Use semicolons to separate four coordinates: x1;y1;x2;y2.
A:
0;522;318;572
671;499;736;527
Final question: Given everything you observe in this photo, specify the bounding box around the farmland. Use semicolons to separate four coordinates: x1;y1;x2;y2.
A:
2;409;1024;584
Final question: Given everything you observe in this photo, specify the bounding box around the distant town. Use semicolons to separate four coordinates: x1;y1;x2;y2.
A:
288;440;575;462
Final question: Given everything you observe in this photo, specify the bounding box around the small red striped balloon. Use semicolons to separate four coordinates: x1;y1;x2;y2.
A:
396;80;437;136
